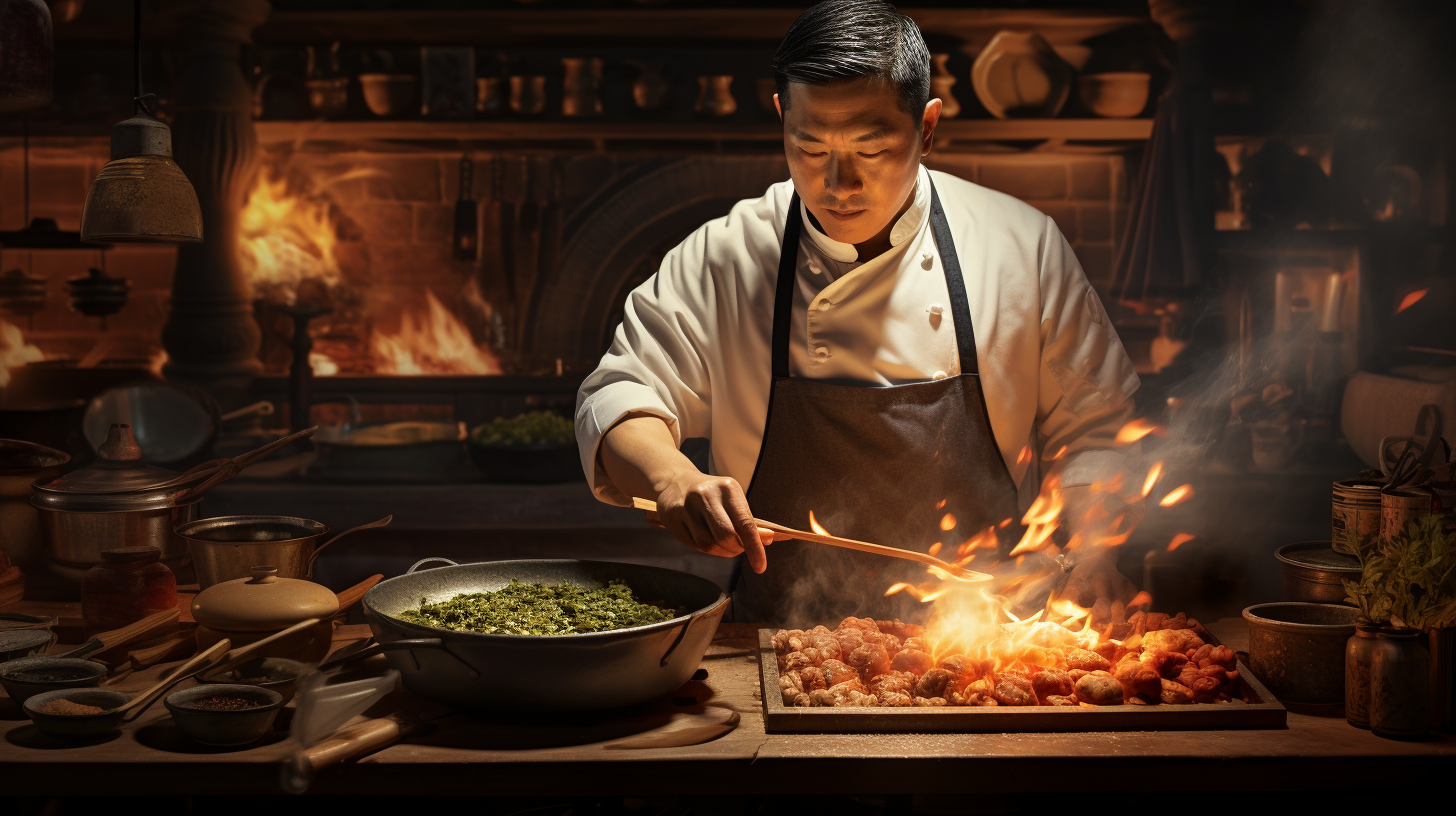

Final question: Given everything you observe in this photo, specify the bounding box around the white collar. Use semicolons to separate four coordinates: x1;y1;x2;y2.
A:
798;164;931;264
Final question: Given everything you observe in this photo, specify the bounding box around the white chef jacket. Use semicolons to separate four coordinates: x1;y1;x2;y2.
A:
576;165;1142;518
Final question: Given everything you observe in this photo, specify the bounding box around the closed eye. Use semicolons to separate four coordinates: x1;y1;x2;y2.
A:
858;150;887;158
799;148;828;158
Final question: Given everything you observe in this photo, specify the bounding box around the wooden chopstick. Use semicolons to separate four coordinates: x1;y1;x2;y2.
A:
631;498;990;583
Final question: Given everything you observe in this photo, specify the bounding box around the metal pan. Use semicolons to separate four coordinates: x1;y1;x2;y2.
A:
362;558;729;712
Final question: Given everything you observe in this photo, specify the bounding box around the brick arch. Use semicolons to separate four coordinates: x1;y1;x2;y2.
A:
526;156;788;366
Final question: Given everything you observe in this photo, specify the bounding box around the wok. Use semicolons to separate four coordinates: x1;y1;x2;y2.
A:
362;558;729;712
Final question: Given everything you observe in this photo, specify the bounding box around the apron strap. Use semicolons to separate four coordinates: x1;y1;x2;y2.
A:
928;184;978;374
772;179;978;378
772;193;805;380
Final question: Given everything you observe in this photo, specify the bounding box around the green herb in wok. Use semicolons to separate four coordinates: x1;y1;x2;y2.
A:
396;579;677;635
470;411;574;447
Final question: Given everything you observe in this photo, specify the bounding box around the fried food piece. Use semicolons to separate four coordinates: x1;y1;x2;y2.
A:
1142;628;1205;655
1068;669;1090;682
914;696;948;707
1090;640;1120;661
781;651;814;673
778;671;810;706
819;659;860;687
1198;644;1236;670
902;636;930;654
890;648;934;676
914;668;956;700
809;683;878;707
808;634;843;662
800;666;827;692
834;629;868;659
1140;647;1189;679
938;654;986;679
993;672;1037;707
1074;672;1124;706
1066;647;1112;672
779;671;804;694
867;670;916;699
875;619;923;640
1044;694;1077;707
1159;678;1194;705
848;642;891;681
772;629;806;655
1032;668;1074;700
879;691;914;707
837;617;880;634
1175;664;1228;702
1112;657;1162;700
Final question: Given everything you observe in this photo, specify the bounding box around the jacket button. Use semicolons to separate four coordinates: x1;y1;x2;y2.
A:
814;346;831;361
808;263;822;276
817;299;833;312
932;370;948;380
927;303;944;316
921;251;934;267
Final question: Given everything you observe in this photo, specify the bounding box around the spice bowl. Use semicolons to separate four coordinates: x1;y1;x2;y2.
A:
197;657;305;703
0;628;57;662
0;656;107;705
164;683;284;746
22;689;131;739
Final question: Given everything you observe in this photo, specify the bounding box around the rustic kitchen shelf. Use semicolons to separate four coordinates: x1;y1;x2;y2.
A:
254;118;1154;146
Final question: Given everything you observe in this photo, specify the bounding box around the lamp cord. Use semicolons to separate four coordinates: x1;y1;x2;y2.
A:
132;0;155;116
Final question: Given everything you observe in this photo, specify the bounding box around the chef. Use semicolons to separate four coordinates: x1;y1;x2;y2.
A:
575;0;1142;625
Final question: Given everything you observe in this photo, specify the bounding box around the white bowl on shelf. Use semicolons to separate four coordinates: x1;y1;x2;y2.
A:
1078;72;1151;118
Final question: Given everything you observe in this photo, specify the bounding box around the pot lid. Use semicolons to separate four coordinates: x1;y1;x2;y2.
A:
1275;541;1361;572
191;566;339;632
31;424;181;510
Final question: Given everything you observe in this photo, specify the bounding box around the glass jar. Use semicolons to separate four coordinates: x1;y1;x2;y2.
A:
81;546;177;635
1345;620;1384;729
1370;628;1431;739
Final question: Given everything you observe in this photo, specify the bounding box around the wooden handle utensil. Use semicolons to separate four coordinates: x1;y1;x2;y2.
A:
631;498;990;583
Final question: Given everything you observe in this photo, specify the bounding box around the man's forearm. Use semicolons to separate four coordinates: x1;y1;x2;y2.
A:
598;413;702;502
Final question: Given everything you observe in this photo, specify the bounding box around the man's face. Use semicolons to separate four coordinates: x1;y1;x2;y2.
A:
778;77;940;247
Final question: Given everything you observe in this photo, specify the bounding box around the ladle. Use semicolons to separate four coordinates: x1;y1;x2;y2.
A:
22;640;230;739
632;497;992;583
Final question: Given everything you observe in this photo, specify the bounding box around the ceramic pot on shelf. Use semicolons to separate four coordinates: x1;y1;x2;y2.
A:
1369;628;1431;739
1345;619;1384;729
510;75;547;116
561;57;603;117
695;75;737;118
970;31;1071;119
930;53;960;119
628;61;672;112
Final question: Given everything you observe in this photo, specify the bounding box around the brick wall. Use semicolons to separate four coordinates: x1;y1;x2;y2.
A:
0;139;1132;371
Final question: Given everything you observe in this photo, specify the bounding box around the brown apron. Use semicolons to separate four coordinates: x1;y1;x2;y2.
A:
731;181;1021;628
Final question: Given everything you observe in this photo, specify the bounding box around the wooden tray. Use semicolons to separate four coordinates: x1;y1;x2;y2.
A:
758;629;1287;733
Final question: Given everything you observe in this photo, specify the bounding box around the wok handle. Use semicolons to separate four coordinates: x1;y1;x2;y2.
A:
377;638;480;680
406;557;459;574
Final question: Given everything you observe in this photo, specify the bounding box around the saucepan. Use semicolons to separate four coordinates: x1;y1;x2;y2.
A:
83;380;274;464
178;514;393;589
361;558;729;712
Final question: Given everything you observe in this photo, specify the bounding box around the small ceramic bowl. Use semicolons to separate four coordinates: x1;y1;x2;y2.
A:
165;684;284;746
0;656;106;704
198;657;305;704
22;689;131;739
1078;72;1151;118
358;73;419;118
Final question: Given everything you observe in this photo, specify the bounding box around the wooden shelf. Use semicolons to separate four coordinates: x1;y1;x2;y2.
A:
255;118;1153;146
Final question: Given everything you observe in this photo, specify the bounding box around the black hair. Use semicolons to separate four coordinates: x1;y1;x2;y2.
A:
772;0;931;119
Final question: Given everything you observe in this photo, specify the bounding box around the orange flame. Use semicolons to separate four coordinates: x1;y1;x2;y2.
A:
0;319;44;387
928;542;942;557
1016;446;1033;467
1159;484;1194;507
935;498;946;509
939;513;956;531
1396;289;1428;314
1141;461;1164;498
1007;476;1063;556
240;169;348;300
1167;533;1195;551
371;291;500;375
1128;591;1152;609
1049;445;1068;460
1115;419;1160;445
808;511;830;537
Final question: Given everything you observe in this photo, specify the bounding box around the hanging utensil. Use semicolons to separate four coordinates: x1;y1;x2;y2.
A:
452;153;478;262
632;498;991;583
165;426;319;504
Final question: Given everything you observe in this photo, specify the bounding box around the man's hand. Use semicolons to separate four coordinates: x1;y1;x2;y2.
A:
597;414;771;573
655;473;772;574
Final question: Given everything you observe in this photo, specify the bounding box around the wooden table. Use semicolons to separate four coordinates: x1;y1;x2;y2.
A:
1;618;1452;796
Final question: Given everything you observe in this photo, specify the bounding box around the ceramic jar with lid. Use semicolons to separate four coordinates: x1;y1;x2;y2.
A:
82;546;177;635
1369;628;1431;738
191;566;339;662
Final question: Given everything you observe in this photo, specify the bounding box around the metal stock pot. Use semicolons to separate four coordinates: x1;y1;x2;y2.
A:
362;558;730;712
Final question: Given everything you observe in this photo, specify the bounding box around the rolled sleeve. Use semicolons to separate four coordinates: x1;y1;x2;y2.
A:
575;381;679;505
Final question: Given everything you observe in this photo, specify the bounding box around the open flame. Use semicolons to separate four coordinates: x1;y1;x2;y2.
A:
1159;484;1194;507
1115;418;1160;444
372;291;501;376
1167;533;1195;552
240;170;348;302
0;319;44;387
1395;289;1428;314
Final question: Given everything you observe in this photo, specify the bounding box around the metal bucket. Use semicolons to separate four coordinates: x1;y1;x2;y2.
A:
1244;602;1358;708
177;515;328;589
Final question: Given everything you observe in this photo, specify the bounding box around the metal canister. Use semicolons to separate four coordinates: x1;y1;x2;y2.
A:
1370;629;1431;739
1380;488;1435;545
1345;620;1384;729
1332;479;1383;554
1276;541;1361;604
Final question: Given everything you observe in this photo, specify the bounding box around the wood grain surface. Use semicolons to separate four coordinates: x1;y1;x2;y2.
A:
0;618;1452;796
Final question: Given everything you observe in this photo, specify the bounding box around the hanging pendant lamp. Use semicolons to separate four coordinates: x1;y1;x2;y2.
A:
0;0;52;114
79;0;202;244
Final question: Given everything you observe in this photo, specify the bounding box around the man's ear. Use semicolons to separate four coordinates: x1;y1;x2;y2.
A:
920;97;943;156
774;93;782;120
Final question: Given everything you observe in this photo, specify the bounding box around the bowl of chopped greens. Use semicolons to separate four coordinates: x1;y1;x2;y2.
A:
362;558;729;711
468;411;582;484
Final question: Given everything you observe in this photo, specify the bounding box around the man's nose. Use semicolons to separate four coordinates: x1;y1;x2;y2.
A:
824;153;864;198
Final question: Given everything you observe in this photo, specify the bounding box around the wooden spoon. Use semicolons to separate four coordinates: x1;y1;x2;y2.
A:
631;498;991;583
115;639;231;718
206;617;322;677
